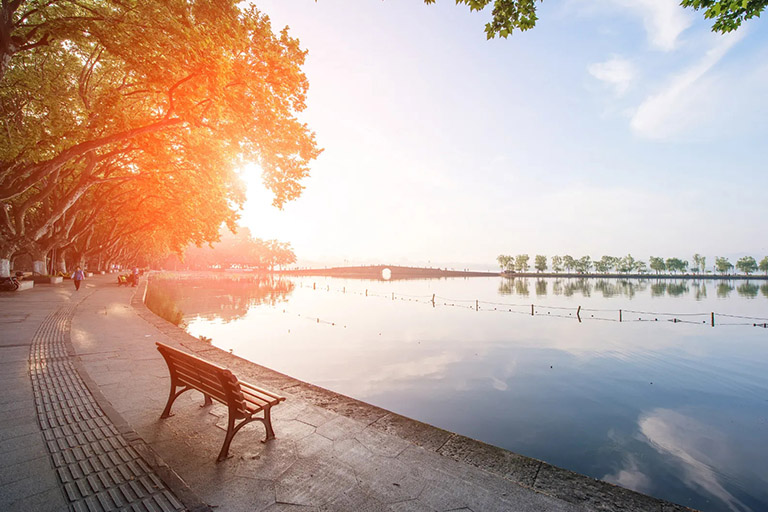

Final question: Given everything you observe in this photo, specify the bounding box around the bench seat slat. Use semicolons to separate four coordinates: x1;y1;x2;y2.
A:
239;380;285;401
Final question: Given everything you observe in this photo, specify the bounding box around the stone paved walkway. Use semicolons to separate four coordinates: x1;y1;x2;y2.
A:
30;305;185;511
1;274;694;512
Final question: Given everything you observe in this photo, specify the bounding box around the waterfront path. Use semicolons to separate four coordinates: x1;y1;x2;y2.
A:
1;275;691;511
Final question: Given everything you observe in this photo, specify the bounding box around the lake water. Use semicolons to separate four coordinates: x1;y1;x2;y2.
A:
156;274;768;512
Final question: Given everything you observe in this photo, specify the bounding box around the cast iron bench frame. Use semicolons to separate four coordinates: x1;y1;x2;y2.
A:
156;342;285;462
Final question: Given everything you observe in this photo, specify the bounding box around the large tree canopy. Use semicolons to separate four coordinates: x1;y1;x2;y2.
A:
0;0;320;274
425;0;766;38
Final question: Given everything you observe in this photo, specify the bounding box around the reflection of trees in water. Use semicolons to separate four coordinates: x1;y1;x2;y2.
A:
562;279;591;297
155;276;295;323
651;282;667;297
666;282;689;297
737;282;759;298
593;279;644;298
717;282;734;298
497;277;764;302
498;278;529;296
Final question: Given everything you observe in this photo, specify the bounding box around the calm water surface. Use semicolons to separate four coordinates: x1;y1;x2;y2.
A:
160;275;768;512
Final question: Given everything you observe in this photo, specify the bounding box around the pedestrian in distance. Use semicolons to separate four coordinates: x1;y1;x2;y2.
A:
132;266;139;287
72;266;85;291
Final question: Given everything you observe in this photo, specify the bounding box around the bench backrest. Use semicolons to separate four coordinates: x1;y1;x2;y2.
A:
156;342;248;416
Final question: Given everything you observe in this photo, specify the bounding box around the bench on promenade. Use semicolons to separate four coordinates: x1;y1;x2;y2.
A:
155;342;286;462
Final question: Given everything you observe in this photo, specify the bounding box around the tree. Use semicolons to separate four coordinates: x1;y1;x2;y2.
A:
422;0;768;39
736;256;758;275
0;1;320;276
595;255;616;273
665;258;688;274
618;254;636;273
575;255;592;274
634;260;647;274
551;255;562;273
534;254;547;272
514;254;530;272
497;254;513;272
692;253;706;274
715;256;733;274
562;255;575;273
649;257;666;274
759;256;768;275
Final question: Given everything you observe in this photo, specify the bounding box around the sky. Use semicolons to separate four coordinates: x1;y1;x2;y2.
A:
239;0;768;269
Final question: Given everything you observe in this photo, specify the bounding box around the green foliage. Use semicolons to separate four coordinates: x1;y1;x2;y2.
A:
534;254;547;272
665;257;688;274
575;255;592;274
736;255;758;275
422;0;766;38
692;253;706;273
715;256;734;274
496;254;513;272
423;0;539;39
514;253;530;272
759;256;768;275
649;256;666;274
562;255;575;272
617;254;636;273
550;255;562;272
680;0;768;32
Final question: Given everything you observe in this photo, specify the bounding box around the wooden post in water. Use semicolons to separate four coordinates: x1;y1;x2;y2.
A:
365;289;368;296
619;309;622;322
431;294;436;308
313;282;316;290
476;300;479;311
392;292;395;300
531;304;534;316
576;306;582;323
711;312;715;327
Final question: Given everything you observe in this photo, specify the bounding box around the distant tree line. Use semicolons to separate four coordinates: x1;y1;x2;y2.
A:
497;254;768;276
162;227;295;272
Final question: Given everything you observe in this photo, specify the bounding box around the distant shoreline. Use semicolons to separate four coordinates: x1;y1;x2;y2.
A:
276;265;497;279
275;265;768;281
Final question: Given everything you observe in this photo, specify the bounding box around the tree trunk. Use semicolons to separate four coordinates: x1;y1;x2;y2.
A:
57;249;68;275
29;246;48;275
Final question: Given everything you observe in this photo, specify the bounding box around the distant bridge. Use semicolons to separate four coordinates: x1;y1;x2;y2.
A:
276;265;500;280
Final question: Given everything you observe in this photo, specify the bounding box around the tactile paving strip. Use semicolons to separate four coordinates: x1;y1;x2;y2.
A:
29;306;186;512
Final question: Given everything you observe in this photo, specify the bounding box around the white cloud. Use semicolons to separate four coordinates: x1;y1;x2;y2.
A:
630;31;745;139
639;409;751;512
631;0;694;51
614;0;694;51
589;56;636;96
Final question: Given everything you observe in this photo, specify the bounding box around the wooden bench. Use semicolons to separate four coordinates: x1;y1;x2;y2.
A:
155;342;285;462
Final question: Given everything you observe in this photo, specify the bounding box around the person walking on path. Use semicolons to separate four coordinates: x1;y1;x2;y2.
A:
73;266;85;291
132;266;139;287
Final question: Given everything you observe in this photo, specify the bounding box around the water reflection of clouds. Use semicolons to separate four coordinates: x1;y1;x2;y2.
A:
603;453;652;494
637;408;750;512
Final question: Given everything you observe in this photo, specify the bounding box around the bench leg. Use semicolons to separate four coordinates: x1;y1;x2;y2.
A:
201;394;213;407
263;406;276;441
217;414;237;462
160;384;190;419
